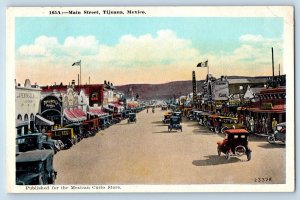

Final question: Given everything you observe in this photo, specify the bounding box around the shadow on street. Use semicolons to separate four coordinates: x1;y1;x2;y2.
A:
258;143;285;149
192;155;241;166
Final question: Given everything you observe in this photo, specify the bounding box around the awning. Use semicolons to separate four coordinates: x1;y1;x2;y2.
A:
88;108;107;116
70;108;86;121
35;115;54;126
16;119;29;128
64;108;86;122
247;106;286;114
64;109;79;122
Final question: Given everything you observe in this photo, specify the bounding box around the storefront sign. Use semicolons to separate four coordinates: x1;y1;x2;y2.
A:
41;95;61;112
212;81;229;101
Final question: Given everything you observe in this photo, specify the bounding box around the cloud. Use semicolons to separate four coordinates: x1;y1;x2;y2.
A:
16;32;283;85
199;34;283;77
239;34;264;42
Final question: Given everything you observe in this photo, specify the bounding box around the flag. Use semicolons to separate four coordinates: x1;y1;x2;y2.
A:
197;60;208;67
72;60;81;66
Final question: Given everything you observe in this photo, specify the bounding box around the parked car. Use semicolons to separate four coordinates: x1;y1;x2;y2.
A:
168;116;182;132
99;115;110;130
65;123;83;142
49;128;75;149
16;133;56;153
198;112;211;126
220;117;244;134
217;129;252;161
268;122;286;144
128;113;137;123
82;118;99;137
16;150;57;185
187;110;195;120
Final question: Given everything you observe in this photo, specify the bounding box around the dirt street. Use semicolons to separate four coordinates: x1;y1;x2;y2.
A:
54;109;285;184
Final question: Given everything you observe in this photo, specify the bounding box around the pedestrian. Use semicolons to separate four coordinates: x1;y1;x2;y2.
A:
249;117;254;133
272;118;278;133
147;107;148;113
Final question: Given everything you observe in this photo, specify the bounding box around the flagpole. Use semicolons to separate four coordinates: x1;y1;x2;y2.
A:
80;60;82;85
207;60;209;75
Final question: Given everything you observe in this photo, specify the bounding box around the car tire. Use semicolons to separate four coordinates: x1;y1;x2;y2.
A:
215;127;220;134
217;147;221;156
225;151;231;160
267;136;276;144
247;151;252;161
221;127;228;134
199;119;203;125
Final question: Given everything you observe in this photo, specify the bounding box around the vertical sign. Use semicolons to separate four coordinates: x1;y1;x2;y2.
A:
192;71;197;107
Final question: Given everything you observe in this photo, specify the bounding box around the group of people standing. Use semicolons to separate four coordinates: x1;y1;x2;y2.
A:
243;115;278;134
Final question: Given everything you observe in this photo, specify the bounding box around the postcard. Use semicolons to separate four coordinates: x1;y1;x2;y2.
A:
6;6;294;193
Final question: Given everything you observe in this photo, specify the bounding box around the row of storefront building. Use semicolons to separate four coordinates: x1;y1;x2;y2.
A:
15;79;138;137
173;74;286;134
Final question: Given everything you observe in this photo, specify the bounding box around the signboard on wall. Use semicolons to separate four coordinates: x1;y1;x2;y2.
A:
41;95;61;112
212;81;229;101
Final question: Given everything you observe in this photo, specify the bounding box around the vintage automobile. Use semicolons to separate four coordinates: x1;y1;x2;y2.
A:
172;111;182;122
122;110;132;119
49;128;75;149
16;150;57;185
220;117;244;134
217;129;252;161
99;115;110;130
206;115;223;133
16;133;58;153
268;122;286;144
65;123;83;142
168;116;182;132
112;113;122;124
128;113;137;123
162;113;172;124
186;110;195;120
198;112;211;126
82;118;99;137
161;105;168;111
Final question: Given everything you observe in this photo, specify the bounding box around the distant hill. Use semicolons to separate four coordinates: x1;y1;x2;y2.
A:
116;76;269;100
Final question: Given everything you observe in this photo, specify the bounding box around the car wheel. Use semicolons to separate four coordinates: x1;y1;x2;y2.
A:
215;127;219;134
225;151;231;160
247;151;252;161
217;147;221;156
267;136;276;144
199;119;203;125
221;127;227;134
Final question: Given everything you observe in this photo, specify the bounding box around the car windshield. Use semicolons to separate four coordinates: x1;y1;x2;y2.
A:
16;161;43;173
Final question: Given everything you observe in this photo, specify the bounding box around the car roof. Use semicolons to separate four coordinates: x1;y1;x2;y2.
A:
16;133;43;139
16;150;53;163
52;128;72;131
225;129;249;134
171;116;180;119
277;122;286;126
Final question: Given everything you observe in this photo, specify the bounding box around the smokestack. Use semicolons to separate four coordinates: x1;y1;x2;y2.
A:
78;74;80;86
279;64;281;76
272;47;274;81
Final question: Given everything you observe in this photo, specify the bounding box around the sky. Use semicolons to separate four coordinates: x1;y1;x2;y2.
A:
15;17;284;86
